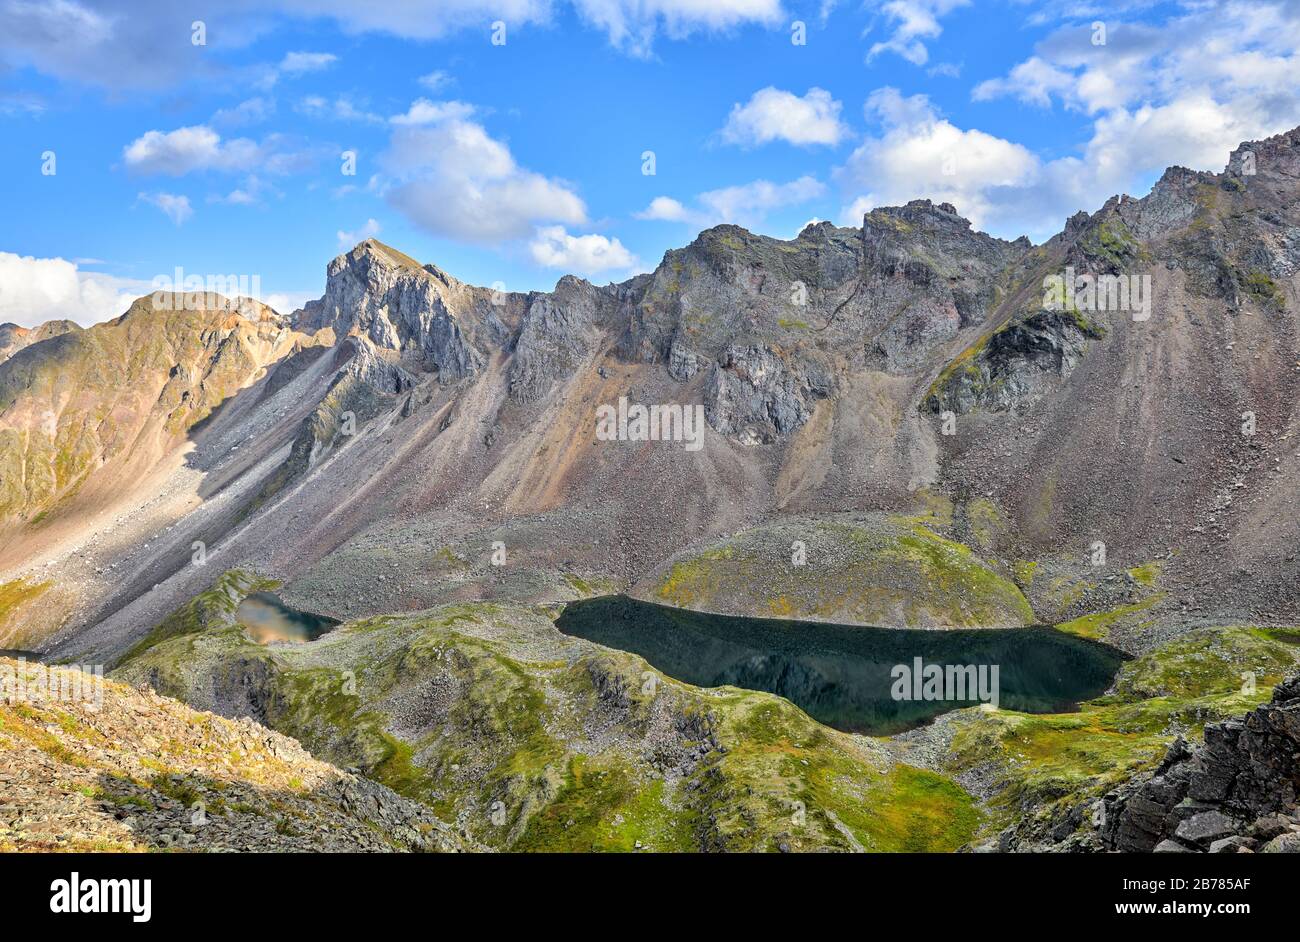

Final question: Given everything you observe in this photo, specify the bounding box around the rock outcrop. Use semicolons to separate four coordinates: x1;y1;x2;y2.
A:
1100;673;1300;853
294;240;503;381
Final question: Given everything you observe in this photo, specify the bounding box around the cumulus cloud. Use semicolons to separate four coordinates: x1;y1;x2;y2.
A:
719;87;848;147
122;124;327;177
137;191;194;225
638;175;825;231
529;226;639;275
389;98;476;125
337;218;382;250
378;106;587;243
122;126;260;175
867;0;969;66
954;2;1300;237
0;252;151;327
834;88;1038;231
635;196;694;222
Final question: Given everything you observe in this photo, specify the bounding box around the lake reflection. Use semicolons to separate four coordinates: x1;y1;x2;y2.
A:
555;595;1125;735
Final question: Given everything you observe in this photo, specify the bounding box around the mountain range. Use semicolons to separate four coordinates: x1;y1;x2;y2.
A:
3;127;1300;853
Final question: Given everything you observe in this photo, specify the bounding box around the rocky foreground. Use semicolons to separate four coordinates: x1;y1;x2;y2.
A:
1099;674;1300;854
0;656;468;852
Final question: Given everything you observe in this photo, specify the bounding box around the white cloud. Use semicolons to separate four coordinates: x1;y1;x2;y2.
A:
529;226;639;275
138;191;194;225
279;51;338;74
0;252;151;327
698;176;825;226
835;88;1038;230
867;0;969;66
389;98;476;126
973;56;1074;109
211;96;276;128
973;5;1300;119
122;126;260;175
0;0;785;91
258;290;317;316
378;107;587;243
0;0;217;90
418;70;453;91
337;218;382;250
296;95;384;124
637;175;825;231
720;87;848;147
953;2;1300;237
635;196;694;222
122;124;327;177
209;175;280;206
572;0;785;56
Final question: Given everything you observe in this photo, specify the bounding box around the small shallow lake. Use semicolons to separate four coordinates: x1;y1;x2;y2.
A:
237;592;340;644
555;595;1126;736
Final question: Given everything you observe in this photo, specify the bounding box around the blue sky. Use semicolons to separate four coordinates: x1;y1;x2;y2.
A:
2;0;1299;327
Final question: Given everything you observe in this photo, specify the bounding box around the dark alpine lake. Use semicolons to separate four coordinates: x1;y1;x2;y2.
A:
237;592;341;644
555;595;1126;736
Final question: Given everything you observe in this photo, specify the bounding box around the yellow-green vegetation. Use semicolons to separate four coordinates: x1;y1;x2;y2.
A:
964;497;1006;553
923;299;1106;412
1081;217;1149;270
864;209;914;234
1243;269;1285;307
653;517;1034;628
562;572;616;598
943;626;1300;842
119;569;280;665
0;577;51;626
924;331;990;405
699;693;979;852
1056;593;1164;641
1127;561;1162;587
902;488;955;528
114;578;980;852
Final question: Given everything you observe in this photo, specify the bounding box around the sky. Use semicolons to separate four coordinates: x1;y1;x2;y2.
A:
1;0;1299;328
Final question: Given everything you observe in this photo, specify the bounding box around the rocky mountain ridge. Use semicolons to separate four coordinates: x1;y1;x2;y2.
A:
0;127;1296;662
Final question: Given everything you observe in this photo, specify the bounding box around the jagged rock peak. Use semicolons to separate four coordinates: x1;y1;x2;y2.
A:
295;239;493;381
1227;126;1300;178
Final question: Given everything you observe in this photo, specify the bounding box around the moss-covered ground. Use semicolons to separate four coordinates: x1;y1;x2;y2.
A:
114;570;982;852
941;625;1300;843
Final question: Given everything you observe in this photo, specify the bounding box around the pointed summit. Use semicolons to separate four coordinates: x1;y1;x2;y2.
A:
345;238;426;273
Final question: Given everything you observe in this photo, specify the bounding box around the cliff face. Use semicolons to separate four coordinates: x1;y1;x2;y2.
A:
294;240;508;381
1101;674;1300;854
